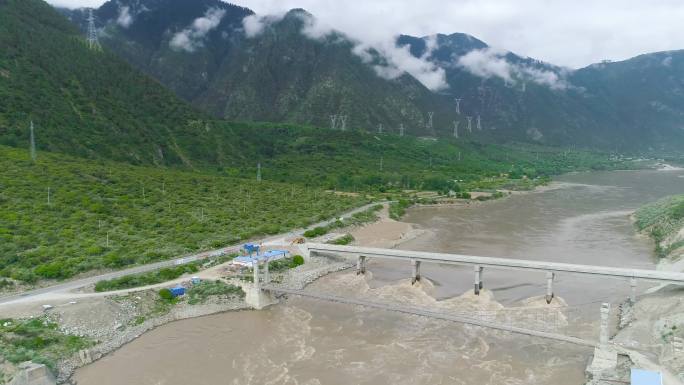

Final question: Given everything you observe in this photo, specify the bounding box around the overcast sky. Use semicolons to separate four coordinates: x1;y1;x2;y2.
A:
47;0;684;68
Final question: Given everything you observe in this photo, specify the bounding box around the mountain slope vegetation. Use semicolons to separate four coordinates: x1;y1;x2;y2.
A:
61;0;684;151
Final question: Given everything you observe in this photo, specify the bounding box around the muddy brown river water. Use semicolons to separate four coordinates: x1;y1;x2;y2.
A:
74;169;684;385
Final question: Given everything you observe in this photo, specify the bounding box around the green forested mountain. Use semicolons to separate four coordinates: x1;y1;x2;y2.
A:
64;1;451;136
0;0;224;166
61;0;684;151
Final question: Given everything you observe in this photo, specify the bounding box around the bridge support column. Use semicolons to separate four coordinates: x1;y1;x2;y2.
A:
245;259;276;310
253;259;261;291
545;272;555;304
264;258;270;284
357;255;366;275
474;266;483;295
599;303;611;345
411;260;421;284
630;277;637;303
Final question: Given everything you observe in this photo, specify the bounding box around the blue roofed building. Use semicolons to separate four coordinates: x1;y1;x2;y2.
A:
233;250;289;267
631;369;663;385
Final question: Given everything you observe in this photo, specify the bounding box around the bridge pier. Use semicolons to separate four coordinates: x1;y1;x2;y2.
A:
264;258;270;284
411;260;421;284
245;259;277;310
599;303;611;345
357;255;366;275
474;266;484;295
630;277;637;303
545;272;555;304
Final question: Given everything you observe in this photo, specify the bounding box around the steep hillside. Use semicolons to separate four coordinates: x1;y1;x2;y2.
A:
398;34;684;151
65;1;452;135
571;51;684;152
64;0;684;151
0;0;232;166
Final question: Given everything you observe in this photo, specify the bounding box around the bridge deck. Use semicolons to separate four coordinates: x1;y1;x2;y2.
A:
265;286;597;347
307;243;684;284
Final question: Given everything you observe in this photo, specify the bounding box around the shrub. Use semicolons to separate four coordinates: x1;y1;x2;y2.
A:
158;288;173;301
291;255;305;267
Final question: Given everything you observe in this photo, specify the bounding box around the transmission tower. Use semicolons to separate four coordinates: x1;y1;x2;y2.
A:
399;124;405;137
377;123;383;134
455;98;462;115
339;115;348;131
477;115;482;130
466;116;472;133
329;115;338;130
256;162;262;182
86;8;100;50
426;111;434;130
452;121;459;138
29;121;36;162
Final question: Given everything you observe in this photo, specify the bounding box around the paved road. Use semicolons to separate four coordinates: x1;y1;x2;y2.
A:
0;202;382;306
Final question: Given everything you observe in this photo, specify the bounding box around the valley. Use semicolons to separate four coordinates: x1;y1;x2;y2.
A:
1;0;684;384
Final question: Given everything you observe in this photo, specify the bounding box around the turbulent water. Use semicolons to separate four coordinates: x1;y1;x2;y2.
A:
74;169;684;385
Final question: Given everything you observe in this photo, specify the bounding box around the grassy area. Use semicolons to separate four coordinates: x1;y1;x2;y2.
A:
187;280;244;305
0;145;365;284
303;204;382;238
0;317;93;372
268;255;305;272
634;194;684;257
389;199;413;220
94;264;200;292
330;234;355;245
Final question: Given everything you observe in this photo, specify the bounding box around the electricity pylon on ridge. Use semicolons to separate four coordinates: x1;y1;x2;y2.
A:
86;8;100;50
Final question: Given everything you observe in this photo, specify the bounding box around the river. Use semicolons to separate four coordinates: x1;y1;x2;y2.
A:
73;168;684;385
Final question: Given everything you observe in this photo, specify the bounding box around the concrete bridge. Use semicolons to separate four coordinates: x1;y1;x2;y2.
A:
245;243;684;344
305;243;684;302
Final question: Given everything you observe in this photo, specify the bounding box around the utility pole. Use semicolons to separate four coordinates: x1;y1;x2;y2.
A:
86;8;100;50
29;121;36;162
477;115;482;131
399;124;405;137
466;116;473;133
257;162;262;182
426;112;434;130
455;98;462;115
452;121;459;138
378;123;383;134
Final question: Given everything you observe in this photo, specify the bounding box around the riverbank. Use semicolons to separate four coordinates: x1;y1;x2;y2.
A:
599;195;684;385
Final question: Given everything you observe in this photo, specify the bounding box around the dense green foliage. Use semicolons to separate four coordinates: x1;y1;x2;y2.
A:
158;288;173;301
268;255;305;272
0;145;363;283
0;0;230;166
303;204;382;238
634;194;684;257
0;317;93;371
187;280;244;305
389;199;413;220
94;263;200;292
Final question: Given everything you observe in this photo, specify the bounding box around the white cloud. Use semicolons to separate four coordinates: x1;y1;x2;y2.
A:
242;13;285;38
241;11;448;91
233;0;684;69
170;7;226;52
116;5;133;28
458;48;568;90
46;0;684;68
